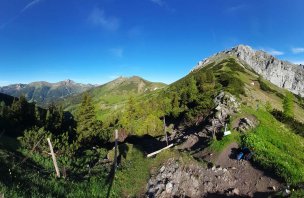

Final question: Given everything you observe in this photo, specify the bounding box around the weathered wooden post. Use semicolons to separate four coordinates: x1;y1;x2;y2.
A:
212;118;216;140
164;117;168;146
47;138;60;178
114;129;118;170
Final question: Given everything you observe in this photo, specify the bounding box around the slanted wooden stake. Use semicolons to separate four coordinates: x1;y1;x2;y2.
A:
114;129;118;169
164;117;168;146
212;118;216;140
147;144;174;158
47;138;60;178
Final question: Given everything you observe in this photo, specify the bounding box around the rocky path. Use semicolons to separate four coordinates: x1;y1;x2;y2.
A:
146;142;283;197
214;142;283;197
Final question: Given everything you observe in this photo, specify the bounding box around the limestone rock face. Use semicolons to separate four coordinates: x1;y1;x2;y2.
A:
193;44;304;96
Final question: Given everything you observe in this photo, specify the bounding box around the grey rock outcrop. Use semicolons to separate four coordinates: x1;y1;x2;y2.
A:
175;92;240;149
177;134;199;150
235;117;258;133
193;44;304;96
202;92;240;139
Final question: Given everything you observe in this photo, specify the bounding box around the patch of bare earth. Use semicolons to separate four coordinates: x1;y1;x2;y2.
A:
214;142;283;197
147;142;283;197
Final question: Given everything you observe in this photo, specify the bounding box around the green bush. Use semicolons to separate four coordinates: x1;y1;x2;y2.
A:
18;127;51;153
218;72;245;96
258;77;274;92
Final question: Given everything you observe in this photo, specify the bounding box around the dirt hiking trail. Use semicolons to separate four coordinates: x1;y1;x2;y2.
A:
213;142;283;197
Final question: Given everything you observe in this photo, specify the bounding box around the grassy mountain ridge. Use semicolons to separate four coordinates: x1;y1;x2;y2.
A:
61;76;167;120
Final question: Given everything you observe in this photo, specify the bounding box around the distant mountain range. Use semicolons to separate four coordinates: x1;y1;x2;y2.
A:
0;80;95;107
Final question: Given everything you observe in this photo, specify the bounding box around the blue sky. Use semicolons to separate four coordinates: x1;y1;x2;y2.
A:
0;0;304;86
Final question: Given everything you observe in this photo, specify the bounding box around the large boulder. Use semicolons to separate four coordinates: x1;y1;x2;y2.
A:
177;134;199;150
235;117;258;133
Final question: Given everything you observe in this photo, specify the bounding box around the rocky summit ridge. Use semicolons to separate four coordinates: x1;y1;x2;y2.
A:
193;44;304;96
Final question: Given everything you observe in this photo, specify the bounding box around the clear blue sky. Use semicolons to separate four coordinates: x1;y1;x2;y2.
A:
1;0;304;86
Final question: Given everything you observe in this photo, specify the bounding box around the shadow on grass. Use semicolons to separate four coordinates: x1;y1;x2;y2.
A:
106;162;116;198
0;146;66;197
125;134;166;155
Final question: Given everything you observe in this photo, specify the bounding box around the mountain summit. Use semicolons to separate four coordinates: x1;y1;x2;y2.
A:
193;44;304;96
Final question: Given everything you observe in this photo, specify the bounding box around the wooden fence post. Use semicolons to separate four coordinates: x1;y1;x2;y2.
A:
164;117;168;146
114;129;118;170
47;138;60;178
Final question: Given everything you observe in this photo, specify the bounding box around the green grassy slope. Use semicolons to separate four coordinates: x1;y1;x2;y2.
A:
242;108;304;184
61;76;166;120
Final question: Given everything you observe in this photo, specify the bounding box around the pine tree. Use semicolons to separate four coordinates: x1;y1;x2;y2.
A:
120;96;137;134
35;103;42;125
76;94;100;143
171;92;181;117
187;76;198;103
283;92;294;118
0;101;6;118
46;103;64;134
205;70;215;83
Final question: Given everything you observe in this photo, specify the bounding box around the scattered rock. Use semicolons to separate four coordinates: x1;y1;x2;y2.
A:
282;189;291;196
232;188;240;195
147;153;283;198
165;182;173;193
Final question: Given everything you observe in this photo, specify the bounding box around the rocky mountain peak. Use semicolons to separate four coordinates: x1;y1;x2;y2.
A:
64;79;75;84
192;44;304;96
230;44;255;54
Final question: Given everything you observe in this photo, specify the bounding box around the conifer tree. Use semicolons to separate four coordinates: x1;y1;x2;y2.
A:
187;76;198;103
171;92;181;117
283;92;294;118
76;93;100;143
0;101;6;118
120;96;137;134
46;103;64;134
